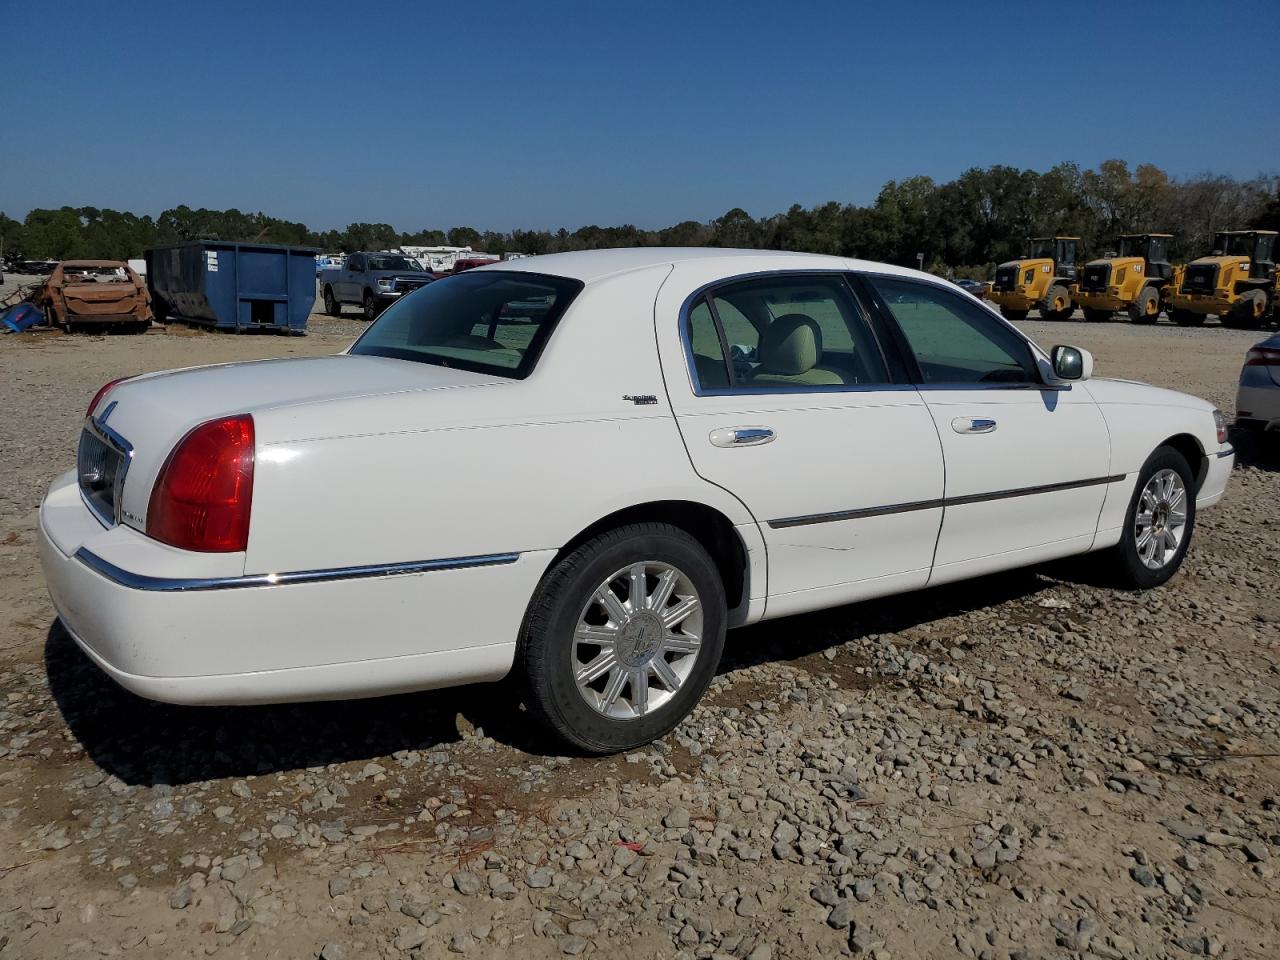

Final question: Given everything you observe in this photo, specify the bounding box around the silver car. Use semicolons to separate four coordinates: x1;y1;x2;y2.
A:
1236;333;1280;437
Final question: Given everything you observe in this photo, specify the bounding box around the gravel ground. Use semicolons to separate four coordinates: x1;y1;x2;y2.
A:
1;281;1278;959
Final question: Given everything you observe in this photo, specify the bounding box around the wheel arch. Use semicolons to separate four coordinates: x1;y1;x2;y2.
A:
551;500;750;612
1159;433;1208;492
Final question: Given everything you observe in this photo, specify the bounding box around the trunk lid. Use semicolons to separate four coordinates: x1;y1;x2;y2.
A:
86;355;509;533
62;281;146;316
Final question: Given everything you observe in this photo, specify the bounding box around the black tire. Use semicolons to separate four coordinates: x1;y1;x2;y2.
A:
323;286;340;317
1041;283;1073;321
999;306;1029;323
1082;307;1112;323
1127;286;1161;324
1223;290;1267;330
1170;307;1204;327
362;290;378;321
1109;446;1197;590
517;522;727;754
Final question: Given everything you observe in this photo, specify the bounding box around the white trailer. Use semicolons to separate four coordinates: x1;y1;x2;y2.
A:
397;245;473;273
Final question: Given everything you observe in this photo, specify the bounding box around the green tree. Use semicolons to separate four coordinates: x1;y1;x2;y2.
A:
447;226;482;248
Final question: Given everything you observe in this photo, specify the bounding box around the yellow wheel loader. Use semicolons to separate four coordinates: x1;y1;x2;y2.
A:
1075;234;1176;324
988;236;1079;322
1166;230;1277;329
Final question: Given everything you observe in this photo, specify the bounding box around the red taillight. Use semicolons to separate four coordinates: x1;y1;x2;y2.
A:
1244;346;1280;366
87;377;131;416
147;415;255;552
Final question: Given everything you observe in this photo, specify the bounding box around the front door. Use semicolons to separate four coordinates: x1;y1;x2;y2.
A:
656;267;946;620
862;274;1113;585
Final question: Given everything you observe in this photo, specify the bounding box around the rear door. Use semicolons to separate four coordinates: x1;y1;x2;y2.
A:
862;274;1113;584
655;266;945;620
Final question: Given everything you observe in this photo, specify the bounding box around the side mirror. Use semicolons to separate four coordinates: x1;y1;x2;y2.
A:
1051;345;1093;381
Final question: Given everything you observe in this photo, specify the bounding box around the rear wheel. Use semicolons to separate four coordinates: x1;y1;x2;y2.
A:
999;306;1029;323
1082;307;1112;323
323;286;340;317
1170;307;1204;327
1041;283;1073;321
1128;286;1161;324
1223;290;1267;330
1109;446;1196;589
362;290;378;321
517;522;727;754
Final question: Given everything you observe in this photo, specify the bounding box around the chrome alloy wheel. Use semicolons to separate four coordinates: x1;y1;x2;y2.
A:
1135;468;1188;570
572;562;703;720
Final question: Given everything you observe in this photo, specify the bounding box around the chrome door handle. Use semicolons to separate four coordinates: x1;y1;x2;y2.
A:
952;417;997;435
709;426;775;448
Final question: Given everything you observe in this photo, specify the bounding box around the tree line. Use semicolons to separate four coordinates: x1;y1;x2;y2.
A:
3;160;1277;278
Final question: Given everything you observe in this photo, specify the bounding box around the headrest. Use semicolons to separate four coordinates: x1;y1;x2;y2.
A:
758;314;822;375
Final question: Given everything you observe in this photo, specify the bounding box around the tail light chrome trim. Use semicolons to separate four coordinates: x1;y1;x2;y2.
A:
78;401;134;529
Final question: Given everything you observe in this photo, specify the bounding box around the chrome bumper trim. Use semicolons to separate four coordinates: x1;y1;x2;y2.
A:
73;548;520;593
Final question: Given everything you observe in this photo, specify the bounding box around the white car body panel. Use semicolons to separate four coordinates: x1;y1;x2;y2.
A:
1081;377;1223;544
918;384;1111;581
38;248;1234;706
653;259;945;618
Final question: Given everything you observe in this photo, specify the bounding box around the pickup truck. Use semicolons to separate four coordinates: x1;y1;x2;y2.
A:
319;251;435;320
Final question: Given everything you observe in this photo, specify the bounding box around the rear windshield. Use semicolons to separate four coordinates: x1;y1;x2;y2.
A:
348;270;583;378
368;255;422;271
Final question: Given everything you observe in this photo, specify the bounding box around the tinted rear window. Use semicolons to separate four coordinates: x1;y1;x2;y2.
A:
349;271;583;378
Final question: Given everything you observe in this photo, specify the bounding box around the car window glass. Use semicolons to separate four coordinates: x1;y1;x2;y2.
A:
686;297;729;389
698;275;887;390
348;255;363;271
350;271;582;378
869;276;1038;385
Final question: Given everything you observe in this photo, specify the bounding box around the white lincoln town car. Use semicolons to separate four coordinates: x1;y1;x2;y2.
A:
39;249;1234;752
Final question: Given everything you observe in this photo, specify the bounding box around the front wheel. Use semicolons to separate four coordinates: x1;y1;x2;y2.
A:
362;290;378;321
1128;286;1161;324
1110;446;1196;589
517;523;727;754
1041;284;1073;321
1223;290;1267;330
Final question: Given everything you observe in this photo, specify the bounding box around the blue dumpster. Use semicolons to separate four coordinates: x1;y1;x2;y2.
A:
145;241;318;334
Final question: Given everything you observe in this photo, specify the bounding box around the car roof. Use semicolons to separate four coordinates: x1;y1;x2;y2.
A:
475;247;933;284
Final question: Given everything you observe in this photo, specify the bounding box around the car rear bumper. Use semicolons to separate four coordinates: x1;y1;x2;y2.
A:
38;470;550;705
1237;378;1280;431
61;311;150;323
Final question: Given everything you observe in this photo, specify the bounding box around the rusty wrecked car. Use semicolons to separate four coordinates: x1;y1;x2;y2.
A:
37;260;152;333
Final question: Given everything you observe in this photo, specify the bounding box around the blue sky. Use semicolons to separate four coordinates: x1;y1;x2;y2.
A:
5;0;1277;232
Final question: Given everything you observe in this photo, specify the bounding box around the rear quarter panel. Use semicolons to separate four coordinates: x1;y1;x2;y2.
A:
245;265;759;576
